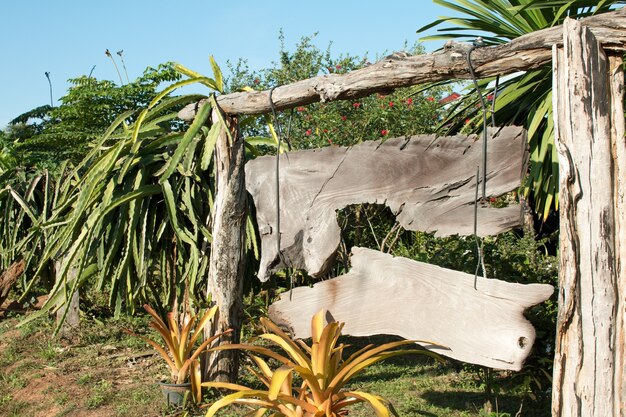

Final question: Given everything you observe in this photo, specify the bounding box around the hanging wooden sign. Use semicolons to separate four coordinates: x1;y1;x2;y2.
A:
246;126;528;281
269;247;554;371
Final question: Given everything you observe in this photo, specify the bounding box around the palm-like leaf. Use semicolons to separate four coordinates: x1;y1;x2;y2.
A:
417;0;621;219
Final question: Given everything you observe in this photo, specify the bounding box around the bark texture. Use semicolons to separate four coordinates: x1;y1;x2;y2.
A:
269;247;553;371
54;261;79;340
551;19;626;417
246;127;527;281
0;260;25;308
179;8;626;120
205;110;247;383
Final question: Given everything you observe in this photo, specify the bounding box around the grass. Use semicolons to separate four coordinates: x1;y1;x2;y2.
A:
0;312;550;417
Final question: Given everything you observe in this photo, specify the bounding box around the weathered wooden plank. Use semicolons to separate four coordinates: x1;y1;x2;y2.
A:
179;8;626;119
269;247;553;371
551;19;626;417
246;126;527;281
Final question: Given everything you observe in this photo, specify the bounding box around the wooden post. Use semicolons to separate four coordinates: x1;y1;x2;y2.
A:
204;108;247;382
552;18;626;417
54;260;80;340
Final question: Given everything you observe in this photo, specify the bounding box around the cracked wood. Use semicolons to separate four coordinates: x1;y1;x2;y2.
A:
269;247;554;371
551;19;626;417
179;8;626;119
245;126;527;281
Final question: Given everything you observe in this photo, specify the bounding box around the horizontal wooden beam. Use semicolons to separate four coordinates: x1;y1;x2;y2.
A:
180;8;626;119
246;126;527;281
269;247;554;371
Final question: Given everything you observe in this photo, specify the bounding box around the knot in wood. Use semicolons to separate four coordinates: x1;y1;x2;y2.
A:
444;40;474;61
315;75;343;102
384;51;411;61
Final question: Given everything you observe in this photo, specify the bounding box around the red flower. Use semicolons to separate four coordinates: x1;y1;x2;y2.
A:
353;102;361;108
487;93;495;101
465;118;472;125
335;64;342;70
253;78;260;85
297;106;306;112
427;96;435;102
381;129;389;136
406;98;413;105
341;115;347;121
323;129;329;133
388;101;394;107
305;129;312;136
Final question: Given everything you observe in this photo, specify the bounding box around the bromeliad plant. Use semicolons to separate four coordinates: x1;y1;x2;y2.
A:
202;310;441;417
126;304;232;403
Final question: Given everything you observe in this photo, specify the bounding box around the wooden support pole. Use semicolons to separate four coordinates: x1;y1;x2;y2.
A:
552;18;626;417
204;109;247;383
610;53;626;417
180;8;626;120
54;260;79;340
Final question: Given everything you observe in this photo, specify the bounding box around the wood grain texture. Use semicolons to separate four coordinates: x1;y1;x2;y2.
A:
246;126;527;281
608;54;626;417
204;110;247;383
179;8;626;120
269;247;554;371
551;19;625;417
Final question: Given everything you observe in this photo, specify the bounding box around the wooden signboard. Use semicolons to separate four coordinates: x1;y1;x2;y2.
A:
246;126;528;281
269;247;554;371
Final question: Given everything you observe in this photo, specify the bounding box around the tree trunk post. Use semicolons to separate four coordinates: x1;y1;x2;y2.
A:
54;260;80;340
552;18;625;417
204;108;247;383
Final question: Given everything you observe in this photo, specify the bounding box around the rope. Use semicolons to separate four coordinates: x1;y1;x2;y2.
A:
491;75;500;128
466;39;489;200
467;38;493;286
268;87;294;298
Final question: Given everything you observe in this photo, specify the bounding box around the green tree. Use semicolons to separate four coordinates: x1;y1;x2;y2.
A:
417;0;620;220
5;64;181;171
227;33;448;151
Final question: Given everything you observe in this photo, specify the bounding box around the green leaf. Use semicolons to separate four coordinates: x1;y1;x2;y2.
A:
210;55;224;93
201;119;222;170
159;101;212;184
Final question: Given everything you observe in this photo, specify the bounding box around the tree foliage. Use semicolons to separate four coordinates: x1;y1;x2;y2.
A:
227;32;448;152
3;64;181;171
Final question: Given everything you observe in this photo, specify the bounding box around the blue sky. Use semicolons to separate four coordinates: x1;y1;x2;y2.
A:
0;1;454;128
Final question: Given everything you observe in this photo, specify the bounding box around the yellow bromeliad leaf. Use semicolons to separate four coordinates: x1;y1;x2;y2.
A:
340;391;390;417
310;309;325;344
190;358;202;403
204;390;274;417
187;305;218;352
260;333;311;368
268;365;294;400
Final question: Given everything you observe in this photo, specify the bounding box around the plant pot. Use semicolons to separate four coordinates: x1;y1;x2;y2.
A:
158;381;191;407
